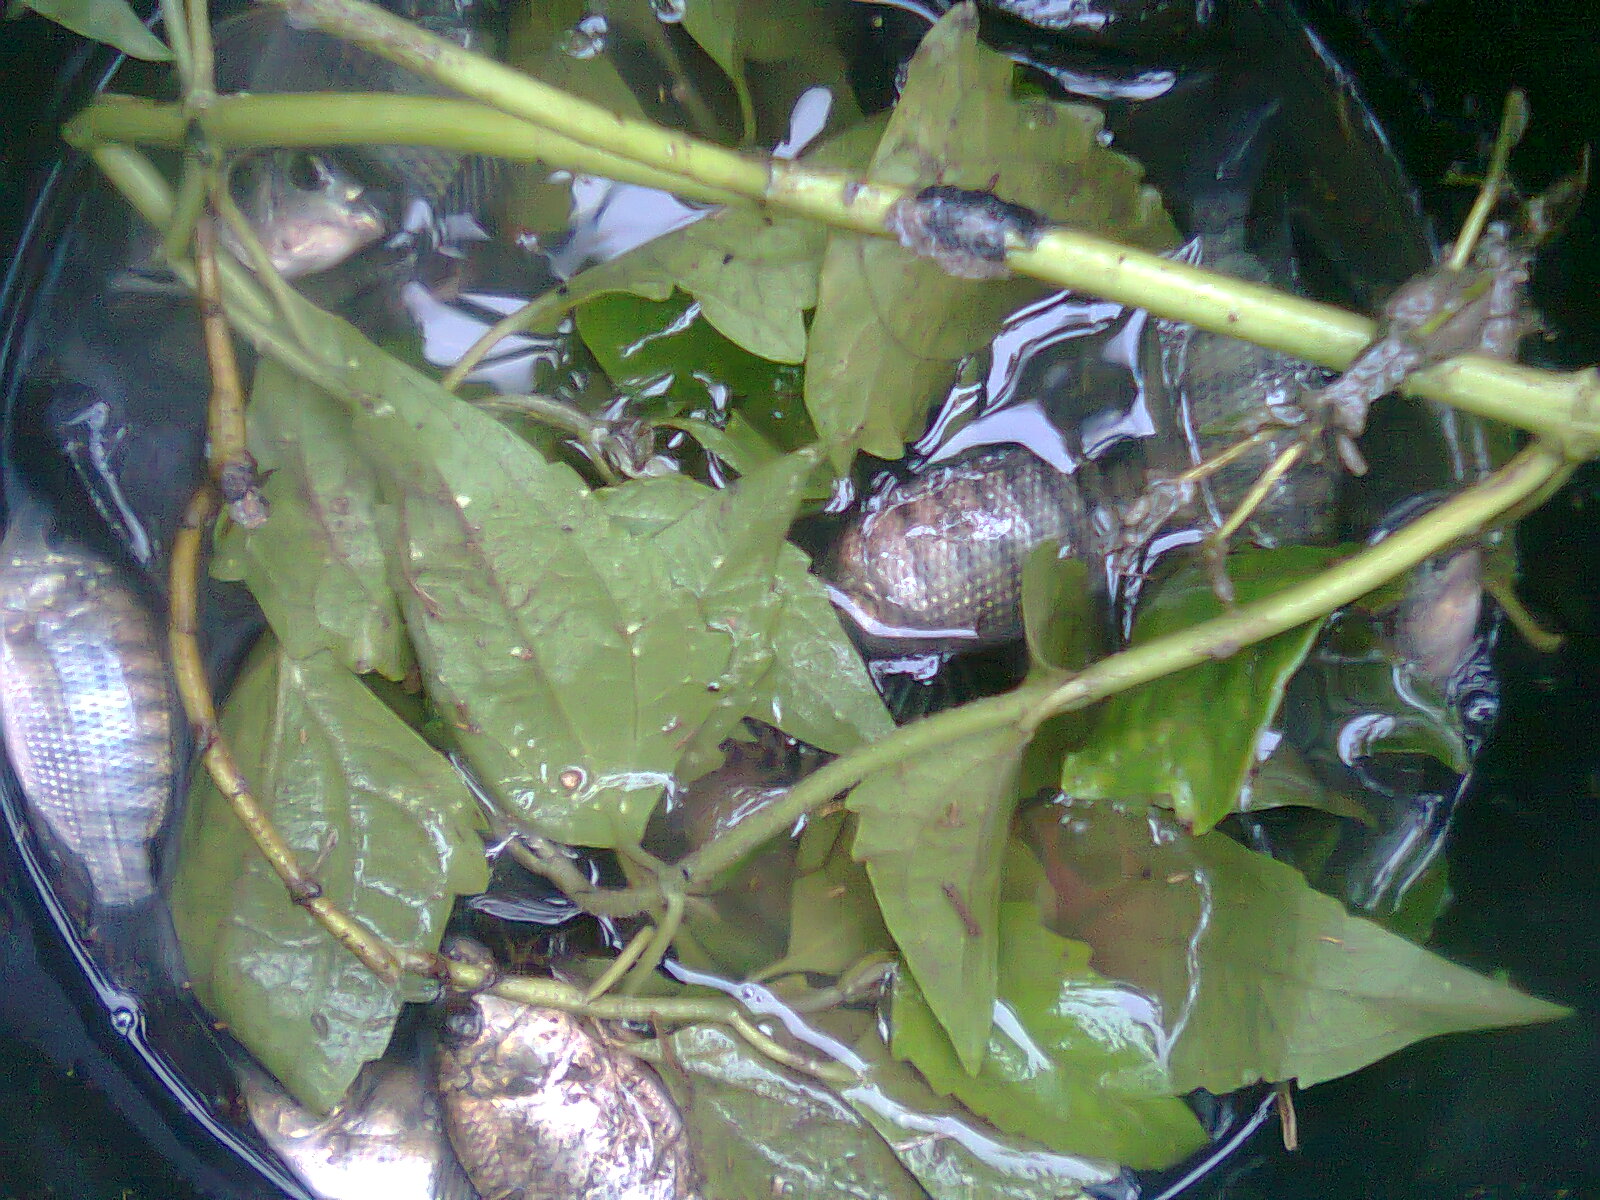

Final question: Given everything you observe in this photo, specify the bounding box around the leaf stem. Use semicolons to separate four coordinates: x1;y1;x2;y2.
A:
677;442;1568;889
1450;90;1528;273
194;210;267;527
66;94;748;207
150;0;1597;455
168;487;421;983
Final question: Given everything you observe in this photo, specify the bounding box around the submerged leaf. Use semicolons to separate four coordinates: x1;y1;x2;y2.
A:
567;209;826;365
765;811;892;980
18;0;171;59
213;360;410;681
850;726;1028;1073
804;3;1175;464
1027;799;1569;1095
680;0;756;143
1058;546;1342;833
891;902;1208;1169
843;1018;1126;1200
654;1025;926;1200
170;642;487;1112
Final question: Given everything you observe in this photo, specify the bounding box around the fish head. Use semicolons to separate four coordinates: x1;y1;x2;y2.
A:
438;991;596;1102
229;151;387;279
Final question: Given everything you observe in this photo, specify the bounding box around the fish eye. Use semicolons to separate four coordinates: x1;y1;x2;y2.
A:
442;999;483;1044
282;151;325;193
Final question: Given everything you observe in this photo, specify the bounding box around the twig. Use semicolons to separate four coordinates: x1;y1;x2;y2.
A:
621;890;684;996
193;212;268;528
1449;90;1529;272
443;288;581;392
583;927;655;1002
212;187;319;353
66;88;1600;455
168;488;421;983
1210;441;1307;548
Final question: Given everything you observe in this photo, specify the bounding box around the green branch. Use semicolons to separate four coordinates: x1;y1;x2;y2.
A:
674;441;1566;891
68;0;1600;454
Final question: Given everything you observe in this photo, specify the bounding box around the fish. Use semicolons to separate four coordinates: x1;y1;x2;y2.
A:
1396;546;1486;688
0;501;175;912
213;4;505;219
225;151;387;280
240;1058;479;1200
437;989;700;1200
825;444;1089;652
1143;99;1337;550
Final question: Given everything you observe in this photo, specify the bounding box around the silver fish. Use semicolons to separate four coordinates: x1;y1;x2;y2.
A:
226;151;386;280
826;445;1088;651
241;1059;479;1200
438;991;700;1200
0;515;175;910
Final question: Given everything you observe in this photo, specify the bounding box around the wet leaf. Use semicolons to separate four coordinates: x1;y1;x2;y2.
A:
574;290;801;415
891;902;1208;1169
599;471;892;758
16;0;170;59
1059;547;1343;833
566;209;827;365
804;3;1175;464
843;1019;1126;1200
1020;544;1098;673
764;811;892;980
1238;741;1375;824
749;563;896;753
242;282;878;848
170;642;487;1113
850;726;1028;1073
653;1025;927;1200
681;0;756;143
507;0;646;122
213;360;411;681
1028;799;1570;1094
386;439;803;846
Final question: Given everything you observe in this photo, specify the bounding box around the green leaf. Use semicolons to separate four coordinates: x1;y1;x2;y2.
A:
385;439;802;846
748;557;895;753
891;902;1208;1169
213;360;411;681
1058;546;1343;833
574;290;801;413
1027;799;1570;1095
567;210;827;365
170;642;487;1112
1020;544;1099;673
653;1025;927;1200
842;1020;1123;1200
507;0;647;122
804;3;1176;464
17;0;170;59
762;811;892;980
850;726;1028;1073
680;0;756;144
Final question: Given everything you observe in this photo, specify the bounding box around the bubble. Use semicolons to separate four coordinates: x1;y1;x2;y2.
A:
558;13;608;59
650;0;686;22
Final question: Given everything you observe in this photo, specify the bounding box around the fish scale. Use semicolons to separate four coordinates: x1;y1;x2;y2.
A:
827;445;1089;650
0;530;174;910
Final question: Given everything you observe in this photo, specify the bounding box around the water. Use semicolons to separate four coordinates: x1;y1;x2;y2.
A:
2;0;1597;1197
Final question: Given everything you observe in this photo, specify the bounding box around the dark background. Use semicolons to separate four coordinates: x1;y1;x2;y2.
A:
1;1;1597;1198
